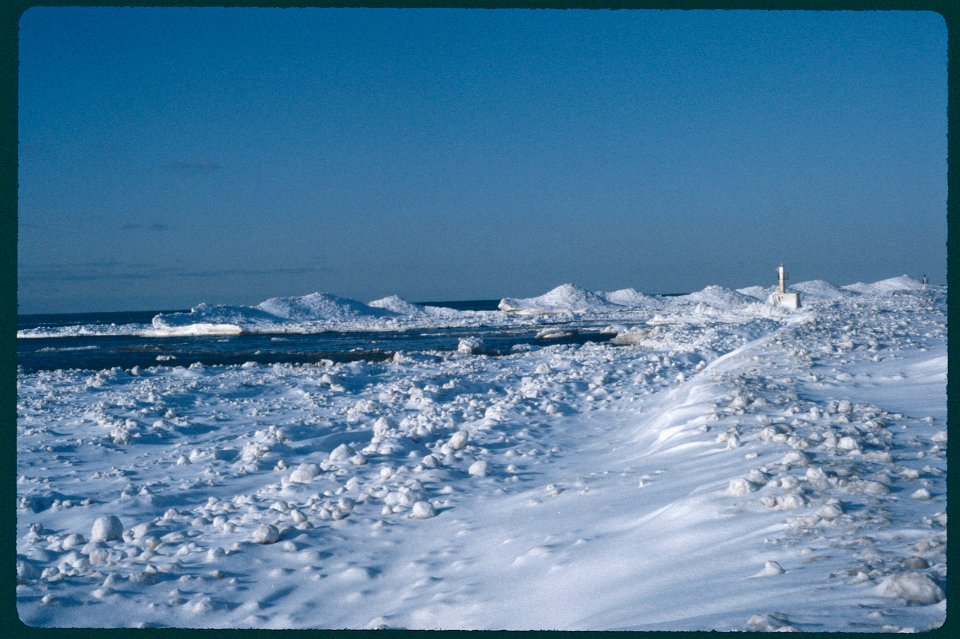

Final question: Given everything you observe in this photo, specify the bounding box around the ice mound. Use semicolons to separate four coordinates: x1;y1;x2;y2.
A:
368;295;423;315
843;275;926;295
151;303;279;334
369;296;462;319
599;288;653;307
737;285;775;300
151;293;398;335
790;280;858;300
257;292;396;321
681;285;757;309
499;284;616;314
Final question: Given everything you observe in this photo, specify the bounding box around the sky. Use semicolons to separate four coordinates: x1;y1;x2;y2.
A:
17;7;947;313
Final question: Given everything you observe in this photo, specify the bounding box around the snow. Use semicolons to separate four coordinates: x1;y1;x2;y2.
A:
843;274;926;295
881;572;945;605
89;516;123;543
258;292;395;321
737;285;774;300
499;283;618;314
367;295;424;315
681;284;759;308
789;279;858;300
20;275;925;340
599;288;655;307
16;276;946;630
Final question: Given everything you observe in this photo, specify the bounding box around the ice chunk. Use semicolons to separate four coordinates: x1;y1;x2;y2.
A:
252;524;280;544
289;463;320;484
448;430;469;450
882;572;944;604
90;516;124;543
411;501;437;519
468;460;488;477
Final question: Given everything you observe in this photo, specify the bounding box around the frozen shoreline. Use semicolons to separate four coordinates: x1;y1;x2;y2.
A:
16;277;946;629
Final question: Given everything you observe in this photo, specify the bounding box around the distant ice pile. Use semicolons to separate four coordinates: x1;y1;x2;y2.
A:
499;284;620;314
17;275;932;339
842;274;928;295
151;293;397;335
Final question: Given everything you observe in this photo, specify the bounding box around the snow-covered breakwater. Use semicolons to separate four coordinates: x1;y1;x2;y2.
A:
16;276;946;629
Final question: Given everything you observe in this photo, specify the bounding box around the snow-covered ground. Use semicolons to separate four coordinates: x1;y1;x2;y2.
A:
16;276;946;630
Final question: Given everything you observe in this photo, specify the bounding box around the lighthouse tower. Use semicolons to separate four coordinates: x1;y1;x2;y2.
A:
769;264;801;310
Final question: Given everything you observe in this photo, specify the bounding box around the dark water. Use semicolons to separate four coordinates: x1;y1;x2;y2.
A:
16;309;180;332
17;301;612;372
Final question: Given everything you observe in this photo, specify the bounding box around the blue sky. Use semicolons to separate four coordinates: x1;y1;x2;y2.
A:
18;7;947;313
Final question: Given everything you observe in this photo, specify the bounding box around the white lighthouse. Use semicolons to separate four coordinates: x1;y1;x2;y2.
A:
769;264;801;310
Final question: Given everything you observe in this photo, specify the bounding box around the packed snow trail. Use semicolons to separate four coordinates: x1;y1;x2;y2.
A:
16;279;945;629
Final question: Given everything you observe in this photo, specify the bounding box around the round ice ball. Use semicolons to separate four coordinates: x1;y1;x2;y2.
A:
448;430;469;450
468;460;488;477
90;516;124;542
411;501;437;519
253;524;280;544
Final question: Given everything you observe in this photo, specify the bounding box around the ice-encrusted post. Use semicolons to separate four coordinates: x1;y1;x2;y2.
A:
769;264;800;310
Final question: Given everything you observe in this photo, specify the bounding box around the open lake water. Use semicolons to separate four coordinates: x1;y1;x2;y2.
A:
17;301;615;372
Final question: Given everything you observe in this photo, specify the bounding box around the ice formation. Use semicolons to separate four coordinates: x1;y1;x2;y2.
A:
16;275;946;631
